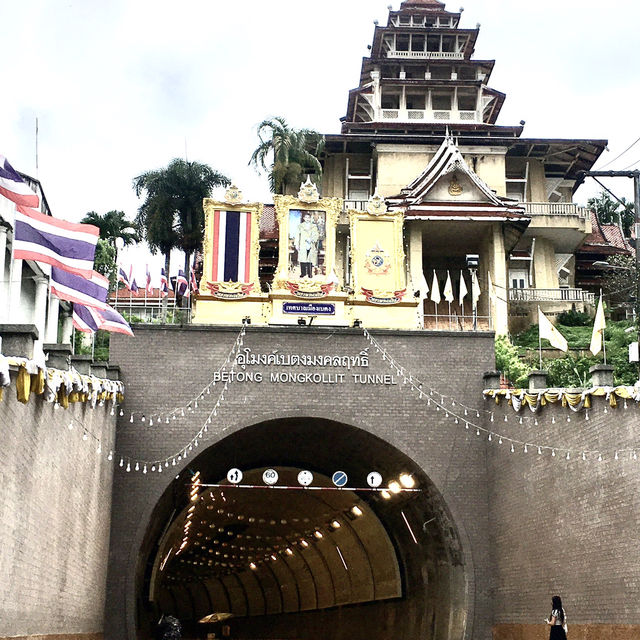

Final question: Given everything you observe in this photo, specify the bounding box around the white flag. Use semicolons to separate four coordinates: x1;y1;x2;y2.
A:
443;271;454;303
459;270;468;306
418;270;429;300
430;270;441;304
471;271;481;305
488;271;497;303
538;307;568;352
590;295;606;356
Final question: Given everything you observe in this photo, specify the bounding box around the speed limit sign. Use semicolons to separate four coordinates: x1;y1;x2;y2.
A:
262;468;279;485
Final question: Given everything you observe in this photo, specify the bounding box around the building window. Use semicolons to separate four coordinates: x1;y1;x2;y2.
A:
406;93;426;110
457;93;477;111
427;35;440;52
431;65;452;79
381;92;401;109
432;93;452;110
396;34;410;51
442;36;455;52
411;35;425;51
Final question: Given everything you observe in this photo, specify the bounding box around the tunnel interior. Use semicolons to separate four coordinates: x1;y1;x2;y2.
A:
136;418;468;640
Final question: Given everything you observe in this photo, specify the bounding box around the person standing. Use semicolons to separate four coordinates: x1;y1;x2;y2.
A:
296;212;319;278
545;595;567;639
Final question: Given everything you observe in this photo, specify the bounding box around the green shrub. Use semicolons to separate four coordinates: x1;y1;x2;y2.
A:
495;335;530;387
556;309;591;326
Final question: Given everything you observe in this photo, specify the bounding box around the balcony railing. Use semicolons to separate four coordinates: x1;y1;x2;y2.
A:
381;108;480;123
387;50;464;59
509;288;595;304
522;203;590;219
344;200;369;212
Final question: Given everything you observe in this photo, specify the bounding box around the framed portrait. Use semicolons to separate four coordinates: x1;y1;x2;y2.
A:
273;194;342;296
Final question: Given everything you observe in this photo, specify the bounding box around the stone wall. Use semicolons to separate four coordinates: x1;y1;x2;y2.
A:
486;392;640;639
107;325;496;640
0;368;116;640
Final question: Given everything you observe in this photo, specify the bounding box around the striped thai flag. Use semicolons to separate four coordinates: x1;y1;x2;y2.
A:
0;155;40;208
190;266;198;293
118;266;131;289
72;303;134;336
97;306;134;336
13;205;99;277
51;267;109;309
211;210;252;282
146;264;152;294
176;269;188;296
72;303;101;333
160;268;172;296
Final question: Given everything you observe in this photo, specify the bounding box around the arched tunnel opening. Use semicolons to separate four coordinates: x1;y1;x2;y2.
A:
135;418;468;640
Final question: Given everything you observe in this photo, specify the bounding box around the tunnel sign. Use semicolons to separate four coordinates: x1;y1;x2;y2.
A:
297;470;314;486
332;471;348;487
227;468;243;484
262;469;279;485
367;471;383;488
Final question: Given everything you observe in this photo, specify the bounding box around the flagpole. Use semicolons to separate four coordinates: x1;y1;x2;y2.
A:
601;288;607;365
538;306;543;370
448;301;451;330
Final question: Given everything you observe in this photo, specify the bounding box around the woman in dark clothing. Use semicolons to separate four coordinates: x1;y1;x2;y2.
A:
546;595;567;639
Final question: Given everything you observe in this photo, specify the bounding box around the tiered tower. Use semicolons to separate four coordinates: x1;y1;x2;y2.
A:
343;0;505;131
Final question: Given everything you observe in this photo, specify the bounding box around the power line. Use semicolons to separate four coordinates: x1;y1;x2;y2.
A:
621;158;640;171
599;136;640;169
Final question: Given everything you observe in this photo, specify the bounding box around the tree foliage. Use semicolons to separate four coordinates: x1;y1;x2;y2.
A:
587;191;635;236
249;116;324;194
133;158;230;268
81;210;140;247
601;254;637;310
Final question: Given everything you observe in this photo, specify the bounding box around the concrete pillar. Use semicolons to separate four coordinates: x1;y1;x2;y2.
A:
33;275;49;360
71;355;92;375
46;295;60;343
106;364;121;381
408;223;424;327
589;364;614;387
91;362;108;379
43;343;72;370
9;258;23;322
483;371;501;389
532;238;559;290
528;370;549;391
0;324;39;359
60;309;73;344
490;223;509;335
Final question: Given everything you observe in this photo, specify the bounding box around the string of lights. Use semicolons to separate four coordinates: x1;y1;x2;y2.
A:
363;328;639;462
121;325;247;426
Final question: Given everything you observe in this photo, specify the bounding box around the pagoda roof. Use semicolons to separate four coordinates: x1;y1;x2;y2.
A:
398;0;452;12
577;211;633;254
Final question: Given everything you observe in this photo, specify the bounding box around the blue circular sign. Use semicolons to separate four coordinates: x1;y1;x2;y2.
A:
332;471;348;487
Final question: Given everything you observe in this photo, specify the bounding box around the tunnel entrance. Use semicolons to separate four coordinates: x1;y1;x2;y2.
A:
136;418;468;640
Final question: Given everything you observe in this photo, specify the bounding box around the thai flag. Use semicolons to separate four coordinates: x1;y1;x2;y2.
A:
190;266;198;293
160;268;172;297
146;264;153;294
97;306;134;336
210;210;252;282
13;205;99;278
50;267;109;310
176;269;188;296
72;303;101;333
130;278;139;293
72;303;134;336
0;155;40;208
118;266;131;290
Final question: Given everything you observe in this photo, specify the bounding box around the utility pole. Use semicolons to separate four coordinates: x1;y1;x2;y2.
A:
577;169;640;379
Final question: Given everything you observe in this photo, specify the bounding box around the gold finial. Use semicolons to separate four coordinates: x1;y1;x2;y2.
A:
367;190;388;216
298;176;320;203
224;184;243;205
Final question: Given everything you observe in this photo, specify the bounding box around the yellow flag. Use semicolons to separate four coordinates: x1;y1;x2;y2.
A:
590;296;606;356
538;307;568;352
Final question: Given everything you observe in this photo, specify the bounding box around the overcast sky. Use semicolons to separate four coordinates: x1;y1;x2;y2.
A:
2;0;639;275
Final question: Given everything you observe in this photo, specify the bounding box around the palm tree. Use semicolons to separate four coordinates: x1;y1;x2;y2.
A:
133;159;230;309
81;210;140;247
588;191;635;236
249;116;324;194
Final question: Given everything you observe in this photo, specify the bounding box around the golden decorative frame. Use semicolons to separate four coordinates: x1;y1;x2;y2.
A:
348;207;406;302
201;198;263;298
273;195;342;293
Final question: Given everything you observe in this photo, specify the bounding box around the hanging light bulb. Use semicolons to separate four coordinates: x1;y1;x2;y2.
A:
614;451;619;460
633;451;637;460
96;443;102;454
567;416;571;423
126;462;131;472
476;428;480;436
499;437;503;445
119;458;124;467
566;451;570;460
552;416;556;424
510;443;515;453
119;409;124;417
488;433;492;441
149;418;153;426
582;452;586;461
551;449;556;457
524;444;528;453
82;431;88;441
130;414;134;423
135;462;140;471
538;447;542;455
108;451;113;461
490;414;494;422
598;453;602;462
143;465;147;474
585;412;590;421
181;408;185;417
504;415;508;422
534;418;538;426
